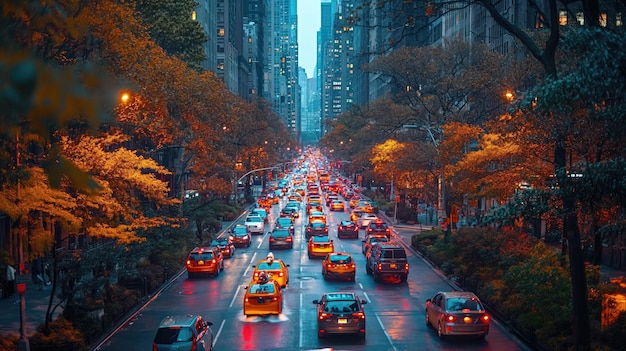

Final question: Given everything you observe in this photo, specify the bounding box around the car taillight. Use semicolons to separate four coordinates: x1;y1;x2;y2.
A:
324;228;328;232
481;315;490;323
245;297;249;303
350;263;356;269
320;312;331;319
212;259;216;264
186;260;191;265
269;237;275;242
278;272;284;277
404;263;409;272
352;312;365;319
153;342;157;351
191;334;197;351
377;263;382;270
286;237;292;242
273;297;278;301
446;315;457;322
367;228;372;232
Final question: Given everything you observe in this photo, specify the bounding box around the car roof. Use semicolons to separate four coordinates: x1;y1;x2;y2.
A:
439;291;479;299
311;235;331;242
340;220;354;225
323;292;358;301
158;314;198;328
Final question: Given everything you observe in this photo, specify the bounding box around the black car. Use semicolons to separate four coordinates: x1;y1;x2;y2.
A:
269;228;294;249
280;206;299;218
366;219;391;237
275;217;295;234
337;220;359;239
306;221;328;239
210;239;235;258
313;292;367;338
229;224;252;248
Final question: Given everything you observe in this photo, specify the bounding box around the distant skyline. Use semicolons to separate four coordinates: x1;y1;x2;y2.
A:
297;0;321;78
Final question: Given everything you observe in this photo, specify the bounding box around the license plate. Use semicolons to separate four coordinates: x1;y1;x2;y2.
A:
257;297;265;304
198;261;205;265
390;263;397;269
337;318;348;324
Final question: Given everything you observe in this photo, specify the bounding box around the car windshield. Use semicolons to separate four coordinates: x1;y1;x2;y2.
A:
324;301;360;313
252;210;266;217
446;297;483;311
272;230;290;238
312;236;330;243
257;262;283;270
249;283;276;294
154;327;192;344
277;218;292;226
233;226;247;234
189;252;214;260
246;217;262;223
329;255;352;264
382;249;406;259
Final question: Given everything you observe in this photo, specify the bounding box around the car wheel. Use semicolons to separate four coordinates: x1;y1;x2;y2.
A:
359;331;366;339
365;264;372;275
425;310;430;327
437;322;446;339
317;330;324;339
400;274;408;282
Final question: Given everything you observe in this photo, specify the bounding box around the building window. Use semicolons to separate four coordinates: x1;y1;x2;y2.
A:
559;10;567;26
191;11;197;21
600;13;607;27
535;13;544;29
617;13;622;26
576;12;584;25
218;28;225;36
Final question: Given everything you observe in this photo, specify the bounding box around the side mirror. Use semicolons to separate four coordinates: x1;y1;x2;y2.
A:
312;299;319;304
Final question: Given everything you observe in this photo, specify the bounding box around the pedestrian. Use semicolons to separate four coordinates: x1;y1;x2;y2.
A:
33;257;44;289
6;264;16;298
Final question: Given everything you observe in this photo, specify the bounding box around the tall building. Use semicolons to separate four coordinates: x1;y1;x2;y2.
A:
263;0;300;137
242;0;266;101
216;0;241;94
194;0;218;72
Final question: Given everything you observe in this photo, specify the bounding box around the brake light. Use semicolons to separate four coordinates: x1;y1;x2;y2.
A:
278;272;284;277
269;237;275;242
211;259;216;264
245;297;249;303
352;312;365;319
405;263;410;272
481;315;490;323
377;263;382;270
320;312;331;319
286;237;292;242
191;333;197;351
446;315;457;322
350;263;356;269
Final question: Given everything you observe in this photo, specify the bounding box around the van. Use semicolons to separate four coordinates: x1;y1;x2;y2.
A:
366;242;409;282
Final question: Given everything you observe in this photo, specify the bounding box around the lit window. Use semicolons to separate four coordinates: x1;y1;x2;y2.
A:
600;13;607;27
617;13;622;26
191;11;197;21
559;10;567;26
218;28;225;36
576;12;584;25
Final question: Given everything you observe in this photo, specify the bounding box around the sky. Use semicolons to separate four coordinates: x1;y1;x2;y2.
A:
297;0;321;78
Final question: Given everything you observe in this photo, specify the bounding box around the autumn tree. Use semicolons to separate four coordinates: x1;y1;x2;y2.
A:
134;0;208;70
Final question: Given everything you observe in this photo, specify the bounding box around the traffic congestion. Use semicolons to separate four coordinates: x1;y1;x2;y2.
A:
98;149;529;351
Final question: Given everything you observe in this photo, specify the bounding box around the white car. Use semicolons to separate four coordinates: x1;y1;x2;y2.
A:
357;213;378;229
244;215;265;235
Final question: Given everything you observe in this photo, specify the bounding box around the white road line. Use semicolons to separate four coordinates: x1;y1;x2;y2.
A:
299;291;304;349
212;319;226;348
242;252;257;278
229;284;242;308
363;291;371;304
375;313;397;351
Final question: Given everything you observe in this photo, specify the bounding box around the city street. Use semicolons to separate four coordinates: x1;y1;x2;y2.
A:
94;197;531;351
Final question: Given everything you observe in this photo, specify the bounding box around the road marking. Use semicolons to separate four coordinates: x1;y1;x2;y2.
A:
242;252;257;278
299;291;304;349
229;284;242;308
375;313;397;351
212;319;226;348
363;291;371;304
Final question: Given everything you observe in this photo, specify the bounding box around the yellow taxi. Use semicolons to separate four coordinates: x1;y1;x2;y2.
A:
243;272;283;317
308;210;327;224
308;235;334;259
330;200;345;212
252;253;289;288
350;209;364;223
349;195;361;208
322;252;356;281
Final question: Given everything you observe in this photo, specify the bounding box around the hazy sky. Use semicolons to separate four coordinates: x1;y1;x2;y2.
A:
297;0;321;78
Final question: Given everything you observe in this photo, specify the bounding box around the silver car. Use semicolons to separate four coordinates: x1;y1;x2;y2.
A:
153;314;213;351
425;291;490;339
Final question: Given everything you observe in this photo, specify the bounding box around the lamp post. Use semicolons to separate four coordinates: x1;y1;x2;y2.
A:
17;283;30;351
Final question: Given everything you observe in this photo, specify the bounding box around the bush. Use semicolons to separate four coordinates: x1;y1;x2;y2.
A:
0;333;18;351
29;317;87;351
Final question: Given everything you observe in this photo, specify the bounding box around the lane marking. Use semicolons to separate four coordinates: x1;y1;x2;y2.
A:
299;291;304;349
242;252;257;278
212;319;226;348
375;313;397;351
363;291;371;304
229;284;242;308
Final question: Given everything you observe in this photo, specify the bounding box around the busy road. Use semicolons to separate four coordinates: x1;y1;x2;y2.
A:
95;190;530;351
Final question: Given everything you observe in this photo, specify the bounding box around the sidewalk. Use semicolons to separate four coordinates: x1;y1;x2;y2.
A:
0;275;63;338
